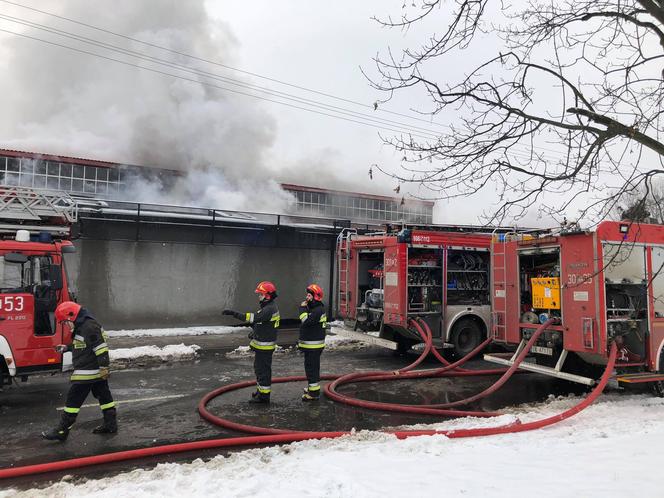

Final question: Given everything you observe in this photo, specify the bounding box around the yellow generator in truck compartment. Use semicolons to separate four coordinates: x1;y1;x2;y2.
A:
531;277;561;309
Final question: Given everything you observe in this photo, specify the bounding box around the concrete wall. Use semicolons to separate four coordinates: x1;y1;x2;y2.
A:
66;239;332;329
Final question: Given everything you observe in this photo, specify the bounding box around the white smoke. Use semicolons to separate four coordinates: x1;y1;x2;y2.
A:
0;0;295;212
120;168;296;214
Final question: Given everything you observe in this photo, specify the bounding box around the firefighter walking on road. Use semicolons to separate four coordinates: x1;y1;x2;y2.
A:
299;284;327;401
42;301;117;441
223;281;280;404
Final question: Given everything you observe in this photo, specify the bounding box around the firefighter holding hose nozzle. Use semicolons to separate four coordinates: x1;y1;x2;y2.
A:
299;284;327;401
223;281;280;404
42;301;117;441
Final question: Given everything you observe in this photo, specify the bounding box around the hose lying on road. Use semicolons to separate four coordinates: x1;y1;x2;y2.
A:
0;319;617;480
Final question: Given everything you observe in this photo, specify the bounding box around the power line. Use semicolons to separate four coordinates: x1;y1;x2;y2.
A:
0;12;448;140
0;27;442;141
0;25;562;164
0;6;568;163
0;0;450;129
0;0;569;158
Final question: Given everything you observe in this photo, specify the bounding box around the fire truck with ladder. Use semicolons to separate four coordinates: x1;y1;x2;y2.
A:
336;225;510;356
0;186;77;389
483;220;664;395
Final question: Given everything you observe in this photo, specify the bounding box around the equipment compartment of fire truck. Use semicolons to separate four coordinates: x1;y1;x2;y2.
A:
0;186;77;389
337;226;497;356
486;221;664;394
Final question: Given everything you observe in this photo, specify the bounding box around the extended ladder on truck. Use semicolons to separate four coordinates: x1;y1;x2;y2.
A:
0;186;77;236
336;228;355;319
490;231;507;342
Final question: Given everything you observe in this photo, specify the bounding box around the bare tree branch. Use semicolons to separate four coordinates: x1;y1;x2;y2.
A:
368;0;664;224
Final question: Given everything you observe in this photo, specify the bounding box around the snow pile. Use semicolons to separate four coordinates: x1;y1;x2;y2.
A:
110;344;200;367
324;332;364;351
6;393;664;497
225;345;288;358
324;321;370;350
107;326;247;338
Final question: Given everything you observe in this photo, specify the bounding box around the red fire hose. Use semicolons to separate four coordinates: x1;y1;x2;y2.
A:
0;319;617;480
324;318;552;411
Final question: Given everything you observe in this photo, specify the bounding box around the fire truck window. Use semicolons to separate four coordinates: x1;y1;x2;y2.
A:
32;256;57;335
651;248;664;318
603;244;646;284
62;251;78;298
32;256;53;285
0;257;26;292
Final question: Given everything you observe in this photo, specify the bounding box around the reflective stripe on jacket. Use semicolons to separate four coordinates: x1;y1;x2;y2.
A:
297;339;325;349
250;339;277;351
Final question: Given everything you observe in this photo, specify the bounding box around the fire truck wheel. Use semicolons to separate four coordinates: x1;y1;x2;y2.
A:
451;318;483;358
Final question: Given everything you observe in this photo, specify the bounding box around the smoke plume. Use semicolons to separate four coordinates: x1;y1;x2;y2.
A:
0;0;296;212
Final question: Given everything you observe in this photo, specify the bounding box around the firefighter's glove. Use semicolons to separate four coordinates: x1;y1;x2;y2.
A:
223;309;244;321
99;367;110;380
248;331;255;340
54;344;68;353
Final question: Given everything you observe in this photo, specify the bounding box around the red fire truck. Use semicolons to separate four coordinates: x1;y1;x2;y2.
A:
337;226;506;356
485;221;664;393
0;186;78;389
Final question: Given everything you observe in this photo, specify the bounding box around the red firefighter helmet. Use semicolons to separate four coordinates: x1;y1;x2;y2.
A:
306;284;324;301
255;281;277;300
55;301;81;322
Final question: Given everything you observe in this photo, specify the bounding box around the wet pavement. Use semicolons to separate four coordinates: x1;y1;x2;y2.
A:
0;345;585;489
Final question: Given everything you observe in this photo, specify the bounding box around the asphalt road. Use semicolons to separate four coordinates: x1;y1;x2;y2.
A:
0;343;584;489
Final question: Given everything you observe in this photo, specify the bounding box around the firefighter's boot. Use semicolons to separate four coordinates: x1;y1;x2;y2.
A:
93;408;117;434
41;426;70;441
41;413;75;441
248;391;270;404
302;388;320;402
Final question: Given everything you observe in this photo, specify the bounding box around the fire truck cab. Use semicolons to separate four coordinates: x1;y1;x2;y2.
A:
337;226;499;356
486;221;664;392
0;187;77;388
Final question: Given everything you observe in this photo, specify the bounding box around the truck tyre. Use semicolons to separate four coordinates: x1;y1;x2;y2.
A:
451;318;483;358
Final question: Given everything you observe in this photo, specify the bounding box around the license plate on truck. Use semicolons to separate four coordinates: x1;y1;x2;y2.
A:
531;345;553;356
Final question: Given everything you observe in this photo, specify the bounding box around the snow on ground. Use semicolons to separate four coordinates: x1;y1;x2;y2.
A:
110;344;201;362
225;324;366;357
225;344;287;357
105;322;365;363
107;326;247;338
4;393;663;497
